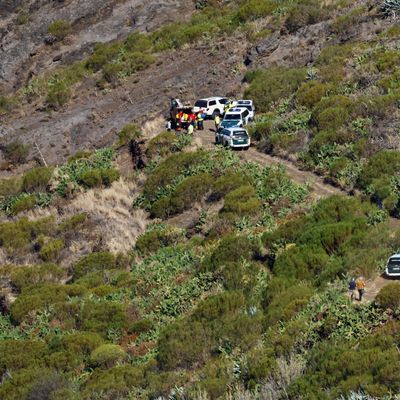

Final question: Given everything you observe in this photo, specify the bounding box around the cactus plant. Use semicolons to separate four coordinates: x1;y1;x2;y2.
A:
381;0;400;17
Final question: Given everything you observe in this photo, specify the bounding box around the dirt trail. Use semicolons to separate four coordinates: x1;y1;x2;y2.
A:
200;122;343;199
197;122;400;301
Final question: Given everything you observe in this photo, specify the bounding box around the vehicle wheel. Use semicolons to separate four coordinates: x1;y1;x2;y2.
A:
244;146;249;151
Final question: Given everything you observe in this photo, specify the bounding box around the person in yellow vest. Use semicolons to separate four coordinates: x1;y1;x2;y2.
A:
197;112;204;130
356;277;366;301
214;114;221;131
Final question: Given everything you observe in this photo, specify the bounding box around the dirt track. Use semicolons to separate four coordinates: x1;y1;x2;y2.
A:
197;121;400;301
199;121;343;199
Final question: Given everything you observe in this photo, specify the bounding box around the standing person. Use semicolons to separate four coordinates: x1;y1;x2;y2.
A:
197;112;204;130
215;114;220;131
356;277;366;301
166;119;172;132
348;277;356;301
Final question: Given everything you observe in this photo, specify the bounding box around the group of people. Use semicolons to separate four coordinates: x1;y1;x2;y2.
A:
167;109;206;135
348;277;366;301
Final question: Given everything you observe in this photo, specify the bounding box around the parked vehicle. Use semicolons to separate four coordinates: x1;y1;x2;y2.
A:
215;127;250;150
236;99;256;120
193;97;228;119
223;107;251;126
385;254;400;277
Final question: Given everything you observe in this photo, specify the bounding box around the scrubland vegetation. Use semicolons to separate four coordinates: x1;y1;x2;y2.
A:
3;0;400;399
1;129;400;399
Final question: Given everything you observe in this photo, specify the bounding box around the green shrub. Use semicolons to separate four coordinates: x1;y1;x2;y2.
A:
90;344;127;368
244;67;306;112
0;216;55;252
358;150;400;190
0;178;22;197
376;283;400;310
58;213;88;234
221;185;261;218
210;172;248;201
284;1;329;33
147;132;179;158
47;20;72;41
22;167;53;193
46;79;71;109
79;169;102;188
2;141;30;164
80;301;129;336
86;43;120;71
312;95;355;131
296;81;330;108
144;151;206;202
234;0;275;23
9;194;36;215
158;290;262;370
375;50;400;73
67;151;92;163
10;284;74;323
207;234;257;271
136;225;185;255
10;263;64;291
60;332;104;357
73;252;117;279
117;123;142;147
266;283;313;325
100;168;119;187
83;365;144;399
330;7;364;36
39;238;65;262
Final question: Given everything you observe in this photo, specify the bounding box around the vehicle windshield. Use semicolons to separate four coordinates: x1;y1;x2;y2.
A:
219;98;228;104
233;131;247;137
221;119;241;126
225;114;241;120
195;100;207;108
388;258;400;268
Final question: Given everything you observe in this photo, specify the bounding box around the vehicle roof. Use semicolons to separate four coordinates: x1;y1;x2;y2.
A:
196;97;226;101
390;254;400;258
226;108;245;114
237;100;253;104
224;126;248;132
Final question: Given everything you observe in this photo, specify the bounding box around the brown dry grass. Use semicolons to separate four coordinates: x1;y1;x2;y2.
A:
66;178;148;253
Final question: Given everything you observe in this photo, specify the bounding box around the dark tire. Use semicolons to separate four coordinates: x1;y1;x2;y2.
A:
244;146;249;151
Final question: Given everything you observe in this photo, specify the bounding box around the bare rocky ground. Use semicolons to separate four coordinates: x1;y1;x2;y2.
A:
0;0;194;92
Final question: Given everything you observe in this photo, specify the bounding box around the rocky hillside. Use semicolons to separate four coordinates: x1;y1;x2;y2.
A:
3;0;400;399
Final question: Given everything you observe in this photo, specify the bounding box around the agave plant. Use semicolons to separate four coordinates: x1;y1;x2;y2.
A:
381;0;400;17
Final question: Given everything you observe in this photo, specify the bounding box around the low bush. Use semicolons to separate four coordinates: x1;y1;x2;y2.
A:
296;81;330;109
136;225;185;255
221;185;261;219
0;216;55;253
73;252;117;279
22;167;53;193
9;194;37;215
83;365;144;399
39;238;65;262
10;263;64;291
46;79;71;109
90;344;127;369
311;95;356;131
147;132;179;158
2;141;30;164
67;151;92;163
151;172;213;218
376;283;400;310
210;172;248;201
47;20;72;41
244;67;306;112
144;151;206;202
0;178;22;197
58;213;88;234
284;1;329;34
117;123;142;147
80;301;129;336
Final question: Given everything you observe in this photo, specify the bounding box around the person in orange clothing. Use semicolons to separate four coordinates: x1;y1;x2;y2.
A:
356;277;366;301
